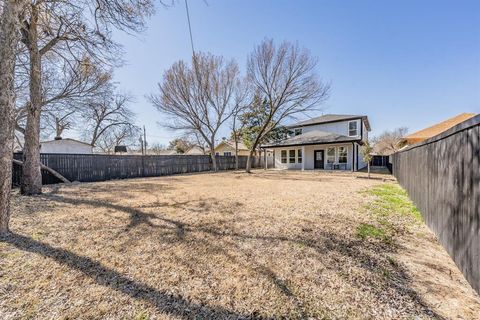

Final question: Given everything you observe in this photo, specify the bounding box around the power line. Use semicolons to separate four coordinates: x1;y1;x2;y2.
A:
184;0;196;56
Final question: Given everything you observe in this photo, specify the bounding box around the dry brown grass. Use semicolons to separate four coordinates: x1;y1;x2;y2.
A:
1;170;479;319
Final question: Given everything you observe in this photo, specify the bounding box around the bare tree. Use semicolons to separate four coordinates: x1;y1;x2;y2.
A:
167;138;193;154
18;0;154;195
0;0;29;234
95;124;141;154
80;91;137;149
184;130;208;154
361;140;374;179
148;142;167;155
150;52;243;171
43;110;75;139
372;127;408;155
229;81;249;169
14;58;111;136
243;39;330;172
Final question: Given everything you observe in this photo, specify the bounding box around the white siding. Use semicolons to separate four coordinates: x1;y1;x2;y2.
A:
273;143;355;170
357;144;368;170
40;140;92;154
291;119;363;140
362;121;368;142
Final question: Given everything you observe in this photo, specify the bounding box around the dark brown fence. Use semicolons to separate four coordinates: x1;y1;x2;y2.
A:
392;115;480;294
12;154;267;187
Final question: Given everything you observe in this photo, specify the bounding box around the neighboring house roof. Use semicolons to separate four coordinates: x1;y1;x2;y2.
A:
261;130;361;148
403;113;477;145
154;149;178;155
184;146;205;155
40;138;92;146
288;114;371;131
215;140;249;151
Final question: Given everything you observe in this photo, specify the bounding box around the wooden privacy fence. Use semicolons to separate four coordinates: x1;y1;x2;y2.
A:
12;153;268;186
392;115;480;294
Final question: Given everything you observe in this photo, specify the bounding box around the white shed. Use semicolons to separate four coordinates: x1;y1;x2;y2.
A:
40;138;93;154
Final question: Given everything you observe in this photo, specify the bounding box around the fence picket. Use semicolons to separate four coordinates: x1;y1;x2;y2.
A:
12;154;270;186
392;115;480;294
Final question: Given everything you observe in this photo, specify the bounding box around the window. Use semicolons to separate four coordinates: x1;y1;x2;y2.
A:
327;147;335;164
289;150;296;163
294;128;303;136
338;146;348;163
297;149;302;163
224;152;232;156
348;121;358;136
215;152;219;156
281;150;287;163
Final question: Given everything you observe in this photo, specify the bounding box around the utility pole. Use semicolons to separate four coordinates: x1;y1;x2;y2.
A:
139;135;144;155
143;126;147;155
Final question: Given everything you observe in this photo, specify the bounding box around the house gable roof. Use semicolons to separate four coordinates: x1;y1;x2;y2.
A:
40;138;92;146
184;146;205;155
215;140;249;151
261;130;360;148
403;113;477;144
288;114;371;131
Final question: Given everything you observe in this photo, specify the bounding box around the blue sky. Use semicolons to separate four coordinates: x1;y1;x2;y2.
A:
112;0;480;146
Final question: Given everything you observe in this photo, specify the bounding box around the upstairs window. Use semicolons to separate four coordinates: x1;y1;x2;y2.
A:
338;146;348;163
327;147;335;164
294;128;303;136
289;150;296;163
281;150;287;163
297;149;302;163
348;121;358;137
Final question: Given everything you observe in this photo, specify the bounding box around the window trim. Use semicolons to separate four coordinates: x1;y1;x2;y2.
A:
297;149;302;163
326;147;336;164
281;150;287;163
348;120;358;137
289;150;296;163
338;146;348;164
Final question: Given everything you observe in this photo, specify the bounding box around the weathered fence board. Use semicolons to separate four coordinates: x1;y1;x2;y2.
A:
12;154;269;187
392;115;480;294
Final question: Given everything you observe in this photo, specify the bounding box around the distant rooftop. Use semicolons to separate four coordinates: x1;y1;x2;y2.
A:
40;138;91;146
404;113;477;145
288;114;371;131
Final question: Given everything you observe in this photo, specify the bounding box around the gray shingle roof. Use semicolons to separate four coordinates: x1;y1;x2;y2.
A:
288;114;371;131
261;130;360;148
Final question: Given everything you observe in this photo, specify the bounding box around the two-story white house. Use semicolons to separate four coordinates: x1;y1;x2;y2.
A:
262;114;371;171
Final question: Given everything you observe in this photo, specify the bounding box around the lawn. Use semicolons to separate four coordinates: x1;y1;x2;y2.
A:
1;170;479;319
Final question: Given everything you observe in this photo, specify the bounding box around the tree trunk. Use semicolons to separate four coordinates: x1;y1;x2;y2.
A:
234;136;239;170
0;0;28;234
21;5;43;195
368;163;371;179
55;117;62;139
210;141;217;172
13;159;70;183
245;149;254;173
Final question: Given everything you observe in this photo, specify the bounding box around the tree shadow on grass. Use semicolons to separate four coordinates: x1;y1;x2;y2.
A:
29;193;445;318
313;230;446;319
0;232;262;320
200;227;445;319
